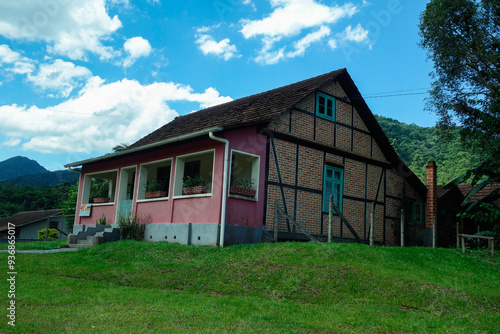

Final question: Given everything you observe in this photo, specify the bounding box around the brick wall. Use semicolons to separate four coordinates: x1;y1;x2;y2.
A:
263;78;423;245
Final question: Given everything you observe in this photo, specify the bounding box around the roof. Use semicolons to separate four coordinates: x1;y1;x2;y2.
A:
0;209;62;231
457;183;500;203
127;69;345;149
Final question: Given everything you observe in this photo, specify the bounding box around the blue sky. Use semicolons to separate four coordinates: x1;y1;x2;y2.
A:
0;0;434;171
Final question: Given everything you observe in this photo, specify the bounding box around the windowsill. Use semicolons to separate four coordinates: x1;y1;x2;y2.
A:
173;192;213;199
229;194;258;202
88;202;115;206
137;197;169;203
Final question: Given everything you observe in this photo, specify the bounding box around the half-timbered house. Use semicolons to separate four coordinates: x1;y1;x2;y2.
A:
65;69;428;246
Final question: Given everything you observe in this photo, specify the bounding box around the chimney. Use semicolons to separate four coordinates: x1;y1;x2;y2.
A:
426;161;437;230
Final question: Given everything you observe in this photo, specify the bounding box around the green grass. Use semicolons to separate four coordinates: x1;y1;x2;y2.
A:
0;240;67;250
0;241;498;333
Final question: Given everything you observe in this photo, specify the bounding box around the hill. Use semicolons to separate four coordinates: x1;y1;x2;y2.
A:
374;115;482;184
0;156;47;181
0;241;497;333
1;169;78;187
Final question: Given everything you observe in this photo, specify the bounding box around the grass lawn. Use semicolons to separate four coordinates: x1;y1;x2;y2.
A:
0;241;498;333
0;240;67;250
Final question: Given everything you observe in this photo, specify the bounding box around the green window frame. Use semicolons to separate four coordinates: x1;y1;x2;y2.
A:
323;165;343;213
316;92;336;121
411;202;423;224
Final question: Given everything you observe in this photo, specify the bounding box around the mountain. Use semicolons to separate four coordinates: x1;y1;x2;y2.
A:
0;156;48;181
2;170;79;187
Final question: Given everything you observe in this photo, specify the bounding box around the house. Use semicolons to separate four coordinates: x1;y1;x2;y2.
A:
0;209;66;240
65;69;430;247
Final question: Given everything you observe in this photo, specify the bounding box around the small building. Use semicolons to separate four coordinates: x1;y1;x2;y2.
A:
65;69;429;246
0;209;66;240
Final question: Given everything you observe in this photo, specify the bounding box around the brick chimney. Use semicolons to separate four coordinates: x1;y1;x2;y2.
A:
426;161;437;230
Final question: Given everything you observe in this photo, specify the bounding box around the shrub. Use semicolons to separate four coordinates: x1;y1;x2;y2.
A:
97;214;107;225
117;213;146;241
183;176;207;188
38;228;59;240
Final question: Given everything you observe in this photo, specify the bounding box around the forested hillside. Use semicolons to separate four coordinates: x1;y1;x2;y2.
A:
0;156;47;181
374;115;481;185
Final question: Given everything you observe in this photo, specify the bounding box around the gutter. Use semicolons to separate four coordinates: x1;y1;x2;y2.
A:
64;126;223;168
209;132;229;248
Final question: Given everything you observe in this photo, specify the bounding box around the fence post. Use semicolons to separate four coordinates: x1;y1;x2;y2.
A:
328;195;333;243
432;216;437;248
400;209;404;247
370;202;375;246
456;222;460;249
274;200;279;243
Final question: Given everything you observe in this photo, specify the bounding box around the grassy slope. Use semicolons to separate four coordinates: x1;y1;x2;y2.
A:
1;241;498;333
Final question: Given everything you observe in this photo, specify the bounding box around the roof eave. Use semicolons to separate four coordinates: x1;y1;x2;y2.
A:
64;126;223;168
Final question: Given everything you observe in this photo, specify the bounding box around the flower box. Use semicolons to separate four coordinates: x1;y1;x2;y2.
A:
145;190;167;199
230;186;256;198
183;186;207;195
92;197;110;204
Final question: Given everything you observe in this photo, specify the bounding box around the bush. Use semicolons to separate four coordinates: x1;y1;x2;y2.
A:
117;213;146;241
38;228;59;240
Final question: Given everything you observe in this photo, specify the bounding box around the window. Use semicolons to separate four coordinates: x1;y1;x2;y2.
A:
137;159;172;200
323;165;343;212
229;150;260;199
316;92;336;121
173;150;214;197
411;202;423;224
81;170;118;204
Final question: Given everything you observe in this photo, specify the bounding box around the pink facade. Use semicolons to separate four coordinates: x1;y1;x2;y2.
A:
73;127;268;238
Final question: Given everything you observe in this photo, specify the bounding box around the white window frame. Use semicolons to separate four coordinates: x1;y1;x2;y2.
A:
137;158;173;202
81;169;119;206
115;165;137;217
229;150;260;201
173;149;215;198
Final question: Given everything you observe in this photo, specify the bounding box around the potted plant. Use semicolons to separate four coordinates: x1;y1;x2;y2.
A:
91;180;110;203
230;178;256;198
145;177;168;199
183;176;208;195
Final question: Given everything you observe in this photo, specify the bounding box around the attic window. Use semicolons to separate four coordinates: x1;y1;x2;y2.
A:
316;92;336;121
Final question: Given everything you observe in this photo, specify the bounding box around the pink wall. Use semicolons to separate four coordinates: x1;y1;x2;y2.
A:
72;127;267;230
225;127;268;229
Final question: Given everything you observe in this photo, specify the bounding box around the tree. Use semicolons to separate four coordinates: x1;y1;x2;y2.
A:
61;184;78;232
419;0;500;157
420;0;500;229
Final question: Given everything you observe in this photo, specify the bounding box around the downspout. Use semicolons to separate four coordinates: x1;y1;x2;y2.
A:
209;132;229;248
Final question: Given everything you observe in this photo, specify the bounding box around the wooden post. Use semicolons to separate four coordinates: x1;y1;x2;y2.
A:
328;195;333;243
370;202;375;246
456;222;460;249
432;216;437;248
274;200;279;243
45;213;49;240
461;234;465;254
400;209;404;247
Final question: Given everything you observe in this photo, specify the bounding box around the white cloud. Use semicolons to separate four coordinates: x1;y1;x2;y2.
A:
342;24;369;43
122;37;152;67
27;59;92;98
0;44;35;75
0;78;232;154
0;0;122;61
195;27;239;61
287;25;330;58
240;0;357;38
328;24;370;50
240;0;357;64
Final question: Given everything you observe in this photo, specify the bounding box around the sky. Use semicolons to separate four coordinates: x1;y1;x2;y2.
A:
0;0;435;171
